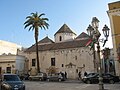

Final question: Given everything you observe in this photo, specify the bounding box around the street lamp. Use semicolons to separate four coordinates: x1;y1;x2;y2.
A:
86;24;94;36
87;17;110;90
102;25;110;47
87;24;97;72
91;17;99;29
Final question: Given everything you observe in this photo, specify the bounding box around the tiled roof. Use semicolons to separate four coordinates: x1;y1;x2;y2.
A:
25;38;91;52
75;32;90;40
54;24;76;35
38;36;54;44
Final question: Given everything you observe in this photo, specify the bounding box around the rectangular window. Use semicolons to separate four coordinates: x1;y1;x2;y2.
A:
32;59;36;66
6;67;11;73
51;58;55;66
76;69;78;73
62;64;64;67
59;36;62;41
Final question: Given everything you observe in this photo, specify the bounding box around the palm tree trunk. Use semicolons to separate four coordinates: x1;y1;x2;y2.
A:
35;28;40;74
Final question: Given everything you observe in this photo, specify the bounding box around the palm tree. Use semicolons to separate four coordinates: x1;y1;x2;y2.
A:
24;12;49;74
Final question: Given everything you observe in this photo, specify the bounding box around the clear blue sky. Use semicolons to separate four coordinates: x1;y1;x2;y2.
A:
0;0;117;48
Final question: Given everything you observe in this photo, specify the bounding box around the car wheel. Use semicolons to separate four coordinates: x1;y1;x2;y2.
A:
109;80;115;84
1;86;6;90
86;80;91;84
22;86;25;90
1;86;3;90
58;79;61;82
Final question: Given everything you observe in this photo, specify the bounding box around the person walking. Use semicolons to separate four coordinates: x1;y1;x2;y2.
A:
84;71;87;76
78;71;81;80
65;71;67;79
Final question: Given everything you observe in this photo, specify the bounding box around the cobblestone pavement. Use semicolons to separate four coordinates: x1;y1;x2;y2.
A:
25;80;120;90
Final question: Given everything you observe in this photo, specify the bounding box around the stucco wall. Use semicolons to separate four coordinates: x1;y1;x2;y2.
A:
0;55;25;74
26;47;94;79
54;33;76;43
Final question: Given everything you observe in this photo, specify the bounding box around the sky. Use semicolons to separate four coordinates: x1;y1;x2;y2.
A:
0;0;118;48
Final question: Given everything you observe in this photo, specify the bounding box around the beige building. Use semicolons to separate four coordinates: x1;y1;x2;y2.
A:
0;55;26;74
25;24;95;79
107;1;120;76
102;48;115;75
0;40;26;75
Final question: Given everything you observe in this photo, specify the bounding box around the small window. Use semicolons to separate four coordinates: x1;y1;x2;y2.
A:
59;36;62;41
75;56;77;60
6;67;11;73
76;69;78;73
51;58;55;66
32;59;36;66
62;64;64;67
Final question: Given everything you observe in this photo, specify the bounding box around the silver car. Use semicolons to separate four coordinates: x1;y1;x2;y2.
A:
29;72;47;81
47;73;65;82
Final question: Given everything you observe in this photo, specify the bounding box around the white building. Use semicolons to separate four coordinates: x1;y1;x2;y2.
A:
0;40;21;55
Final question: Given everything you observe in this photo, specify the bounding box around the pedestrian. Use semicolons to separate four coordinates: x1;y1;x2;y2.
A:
65;71;67;79
78;71;81;80
84;71;87;76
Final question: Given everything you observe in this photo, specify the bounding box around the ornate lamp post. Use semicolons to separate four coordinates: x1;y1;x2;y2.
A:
87;24;94;36
87;24;96;72
87;17;110;90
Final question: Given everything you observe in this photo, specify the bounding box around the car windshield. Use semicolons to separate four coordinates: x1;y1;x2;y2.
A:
4;75;20;81
86;73;97;77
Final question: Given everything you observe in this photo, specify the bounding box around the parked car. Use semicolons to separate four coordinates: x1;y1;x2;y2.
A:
29;72;47;81
0;74;25;90
102;73;120;84
81;72;97;79
82;73;119;84
47;73;65;82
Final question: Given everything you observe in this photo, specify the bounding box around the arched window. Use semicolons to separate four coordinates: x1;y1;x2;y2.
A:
59;36;62;41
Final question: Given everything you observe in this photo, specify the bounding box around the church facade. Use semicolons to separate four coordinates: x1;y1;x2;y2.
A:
25;24;95;79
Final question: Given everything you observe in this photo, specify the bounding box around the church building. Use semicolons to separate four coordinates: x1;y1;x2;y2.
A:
25;24;94;79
